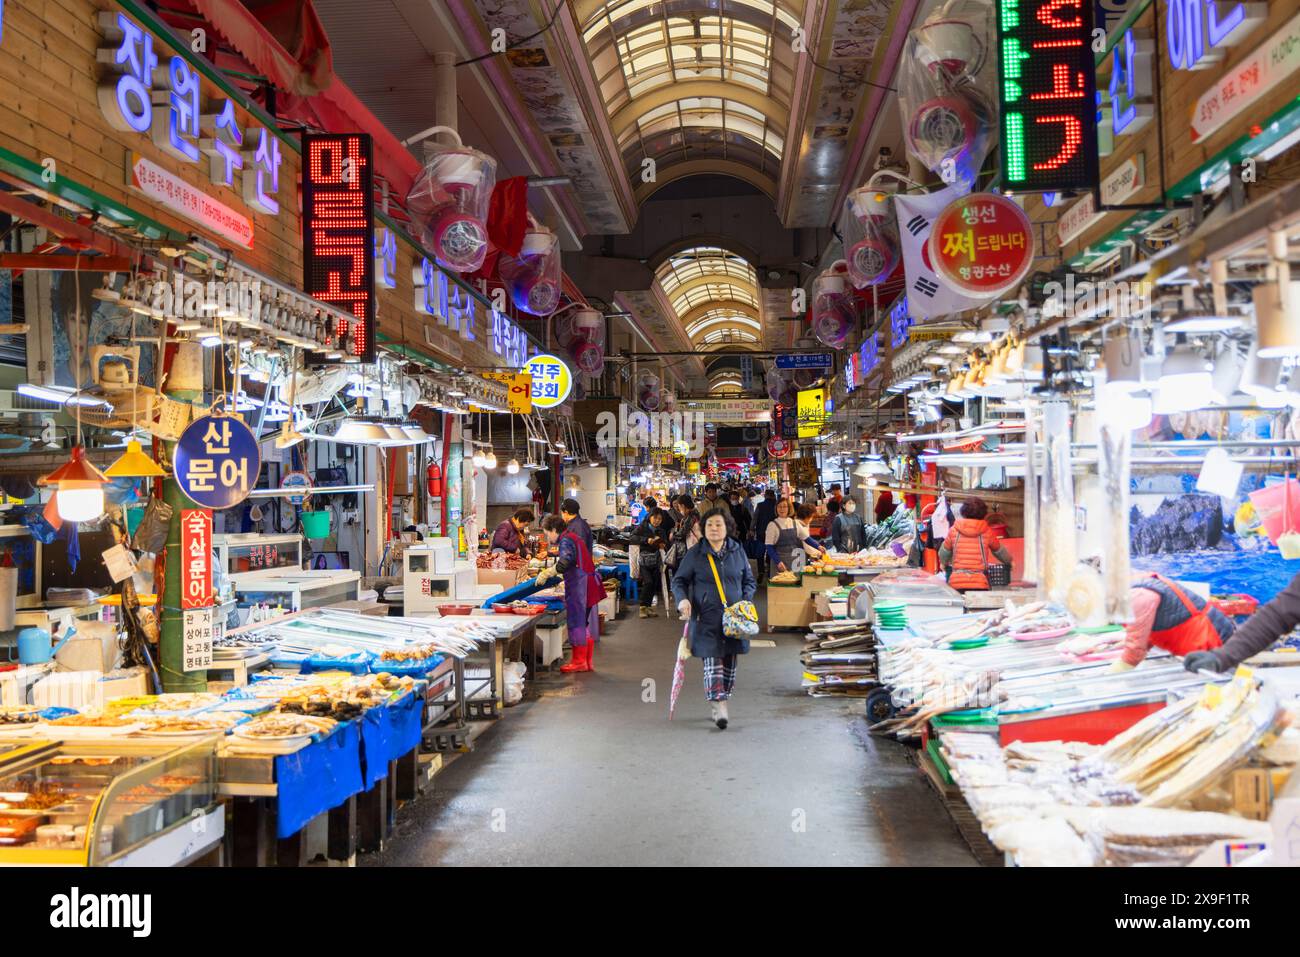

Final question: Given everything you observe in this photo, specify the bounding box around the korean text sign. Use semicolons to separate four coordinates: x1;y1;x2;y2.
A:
175;414;261;509
929;193;1035;297
302;133;376;363
96;11;282;221
523;354;573;408
997;0;1100;192
180;510;213;609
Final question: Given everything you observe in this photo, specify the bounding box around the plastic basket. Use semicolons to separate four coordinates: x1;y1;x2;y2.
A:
373;653;444;677
986;563;1011;588
301;510;332;539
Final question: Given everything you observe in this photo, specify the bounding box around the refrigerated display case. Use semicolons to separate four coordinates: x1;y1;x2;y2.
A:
0;737;222;866
214;533;304;575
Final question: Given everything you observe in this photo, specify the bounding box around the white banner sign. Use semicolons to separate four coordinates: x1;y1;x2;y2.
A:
1058;192;1099;246
894;186;985;320
182;608;215;673
1192;11;1300;143
1101;153;1145;206
1058;154;1146;246
127;153;254;249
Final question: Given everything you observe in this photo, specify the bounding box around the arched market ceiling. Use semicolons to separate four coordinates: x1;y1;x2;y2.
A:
654;246;763;350
583;0;800;199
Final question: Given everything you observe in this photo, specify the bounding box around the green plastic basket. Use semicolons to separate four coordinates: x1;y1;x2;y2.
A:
301;509;332;539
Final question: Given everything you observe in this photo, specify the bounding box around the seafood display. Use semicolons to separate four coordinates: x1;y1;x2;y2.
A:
139;715;240;735
477;552;530;570
232;714;337;740
0;706;39;725
936;672;1286;865
769;571;799;584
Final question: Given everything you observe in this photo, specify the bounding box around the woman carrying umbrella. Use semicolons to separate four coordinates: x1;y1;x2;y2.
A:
536;514;603;673
671;511;757;729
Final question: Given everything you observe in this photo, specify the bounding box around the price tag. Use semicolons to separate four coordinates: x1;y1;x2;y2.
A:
102;543;138;584
182;608;214;672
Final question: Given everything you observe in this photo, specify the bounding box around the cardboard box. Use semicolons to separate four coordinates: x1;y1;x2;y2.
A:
477;567;525;590
1232;768;1273;821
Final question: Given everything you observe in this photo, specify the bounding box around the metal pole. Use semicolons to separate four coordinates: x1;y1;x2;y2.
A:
434;53;458;147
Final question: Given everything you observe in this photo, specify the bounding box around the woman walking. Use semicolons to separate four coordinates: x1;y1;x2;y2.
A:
537;514;604;673
672;512;757;729
667;494;702;582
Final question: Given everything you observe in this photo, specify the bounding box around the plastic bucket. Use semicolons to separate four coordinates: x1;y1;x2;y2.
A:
301;510;331;539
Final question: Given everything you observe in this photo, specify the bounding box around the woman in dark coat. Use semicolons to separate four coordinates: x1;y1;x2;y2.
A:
671;511;757;729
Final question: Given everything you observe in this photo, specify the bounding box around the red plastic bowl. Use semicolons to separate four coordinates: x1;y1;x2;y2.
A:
516;604;548;616
491;603;514;614
438;604;474;616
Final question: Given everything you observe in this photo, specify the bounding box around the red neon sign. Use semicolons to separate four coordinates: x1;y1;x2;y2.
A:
302;133;376;363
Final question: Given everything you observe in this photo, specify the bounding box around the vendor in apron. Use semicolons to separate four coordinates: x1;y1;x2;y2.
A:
1112;573;1235;671
763;498;826;573
537;514;604;674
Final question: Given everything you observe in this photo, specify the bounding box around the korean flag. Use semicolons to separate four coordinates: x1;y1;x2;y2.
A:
893;185;985;321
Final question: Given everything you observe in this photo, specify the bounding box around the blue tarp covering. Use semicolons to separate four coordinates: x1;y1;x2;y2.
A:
273;720;363;838
358;690;424;788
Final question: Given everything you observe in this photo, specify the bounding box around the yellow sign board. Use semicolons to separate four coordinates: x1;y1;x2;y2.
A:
797;387;826;439
687;461;700;474
523;354;573;408
482;372;533;413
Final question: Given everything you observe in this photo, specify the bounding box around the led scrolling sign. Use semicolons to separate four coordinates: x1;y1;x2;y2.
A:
998;0;1101;193
301;133;376;364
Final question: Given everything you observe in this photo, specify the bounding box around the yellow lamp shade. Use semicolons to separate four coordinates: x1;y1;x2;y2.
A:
104;439;166;479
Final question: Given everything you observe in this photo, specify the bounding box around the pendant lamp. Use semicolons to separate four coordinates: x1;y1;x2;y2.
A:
41;446;108;522
1253;280;1300;358
104;439;166;478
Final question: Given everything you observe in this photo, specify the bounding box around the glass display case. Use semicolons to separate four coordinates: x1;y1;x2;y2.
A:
213;533;304;575
0;737;221;865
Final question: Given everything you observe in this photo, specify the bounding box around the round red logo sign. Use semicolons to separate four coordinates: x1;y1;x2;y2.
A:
767;437;790;458
928;192;1035;298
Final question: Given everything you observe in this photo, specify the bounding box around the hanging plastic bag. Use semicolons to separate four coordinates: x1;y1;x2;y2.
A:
811;262;857;349
841;184;901;289
132;497;173;555
931;492;951;541
498;229;561;316
898;0;996;191
406;142;498;272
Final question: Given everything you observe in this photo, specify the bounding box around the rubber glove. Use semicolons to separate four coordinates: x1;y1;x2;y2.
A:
535;566;557;585
1183;650;1223;673
677;599;692;619
1107;659;1136;674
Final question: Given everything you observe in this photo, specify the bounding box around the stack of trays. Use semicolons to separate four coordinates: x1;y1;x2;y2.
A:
874;599;908;631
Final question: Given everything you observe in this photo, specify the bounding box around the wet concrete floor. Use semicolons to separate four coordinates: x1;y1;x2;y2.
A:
361;600;977;867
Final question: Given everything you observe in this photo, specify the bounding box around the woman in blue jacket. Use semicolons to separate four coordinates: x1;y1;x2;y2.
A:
672;511;757;729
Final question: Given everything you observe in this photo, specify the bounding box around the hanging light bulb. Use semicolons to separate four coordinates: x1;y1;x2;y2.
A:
41;446;108;522
484;450;498;469
507;458;521;474
472;446;486;467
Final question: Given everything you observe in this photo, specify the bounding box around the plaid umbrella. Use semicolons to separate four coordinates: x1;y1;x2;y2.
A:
668;620;691;720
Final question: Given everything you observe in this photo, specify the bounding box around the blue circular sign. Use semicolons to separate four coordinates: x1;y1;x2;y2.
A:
174;414;261;509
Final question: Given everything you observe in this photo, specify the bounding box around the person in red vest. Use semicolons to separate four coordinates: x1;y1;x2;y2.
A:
1112;574;1235;671
938;497;1012;591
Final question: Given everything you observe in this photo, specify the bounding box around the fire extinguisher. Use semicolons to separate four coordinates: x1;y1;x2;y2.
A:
426;462;444;536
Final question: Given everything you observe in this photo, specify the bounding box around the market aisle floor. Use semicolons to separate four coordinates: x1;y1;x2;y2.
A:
361;598;977;867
